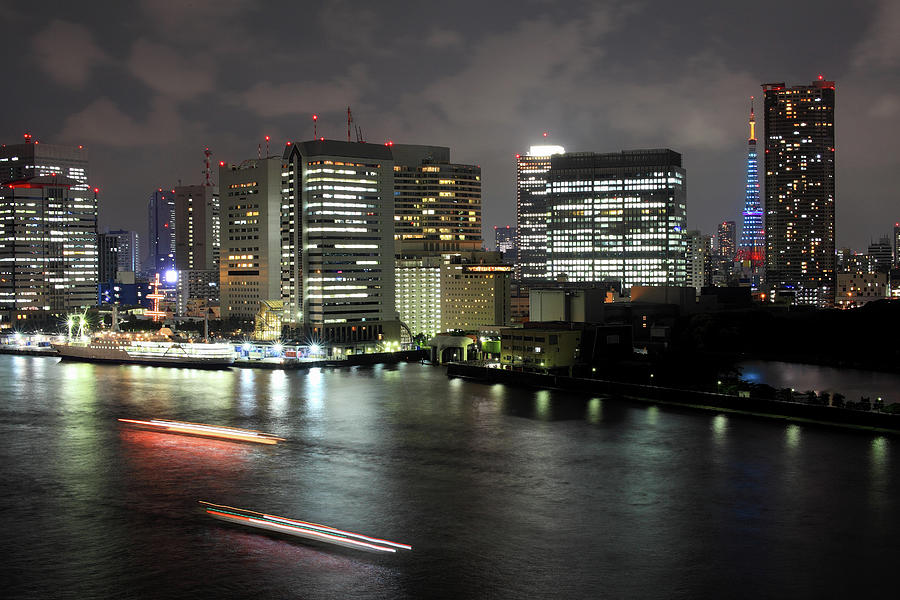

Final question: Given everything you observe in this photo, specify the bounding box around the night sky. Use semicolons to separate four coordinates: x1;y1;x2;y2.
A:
2;0;898;253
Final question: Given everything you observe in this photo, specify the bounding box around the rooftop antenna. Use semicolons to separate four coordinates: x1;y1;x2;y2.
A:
204;147;213;187
313;114;318;140
356;124;365;143
265;135;270;157
347;106;353;142
257;142;261;160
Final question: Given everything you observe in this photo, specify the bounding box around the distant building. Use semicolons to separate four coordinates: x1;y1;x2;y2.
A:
499;325;582;374
545;149;687;291
392;144;481;255
440;253;511;331
763;78;836;307
175;269;219;315
494;225;516;258
836;272;888;309
0;134;89;192
867;237;892;274
104;230;140;274
717;221;736;262
98;233;119;285
147;188;176;273
893;223;900;268
219;156;282;322
516;144;565;282
175;184;220;271
686;230;709;294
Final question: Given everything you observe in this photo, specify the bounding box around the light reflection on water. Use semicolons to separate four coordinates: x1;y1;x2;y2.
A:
1;356;898;599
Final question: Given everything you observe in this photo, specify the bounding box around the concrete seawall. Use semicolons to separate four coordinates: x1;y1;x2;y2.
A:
445;363;900;434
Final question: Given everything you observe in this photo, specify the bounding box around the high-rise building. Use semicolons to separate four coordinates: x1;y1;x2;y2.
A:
392;144;481;254
893;223;900;268
739;99;764;265
281;140;398;348
219;156;283;322
175;184;220;271
544;149;687;291
717;221;736;261
516;144;565;282
104;230;140;274
147;188;176;274
686;230;708;294
0;134;89;192
763;77;836;307
396;255;442;339
867;237;892;274
0;136;96;327
98;233;119;285
0;177;98;326
494;225;516;259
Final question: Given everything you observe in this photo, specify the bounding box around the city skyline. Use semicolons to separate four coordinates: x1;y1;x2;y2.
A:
1;1;898;253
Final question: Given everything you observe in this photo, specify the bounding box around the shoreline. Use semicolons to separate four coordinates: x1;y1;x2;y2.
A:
445;363;900;436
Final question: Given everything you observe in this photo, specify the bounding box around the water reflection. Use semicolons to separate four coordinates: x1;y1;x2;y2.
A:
785;424;802;451
646;405;659;426
711;414;728;445
269;370;289;416
586;398;603;424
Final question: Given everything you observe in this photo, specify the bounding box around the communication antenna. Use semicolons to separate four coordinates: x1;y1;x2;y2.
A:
347;106;354;142
265;135;270;157
313;114;318;140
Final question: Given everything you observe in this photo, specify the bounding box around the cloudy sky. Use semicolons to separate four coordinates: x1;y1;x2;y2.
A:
2;0;898;253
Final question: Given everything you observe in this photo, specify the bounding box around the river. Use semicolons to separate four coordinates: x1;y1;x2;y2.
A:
0;355;896;598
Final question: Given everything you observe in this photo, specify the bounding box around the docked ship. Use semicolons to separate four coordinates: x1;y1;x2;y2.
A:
53;333;235;369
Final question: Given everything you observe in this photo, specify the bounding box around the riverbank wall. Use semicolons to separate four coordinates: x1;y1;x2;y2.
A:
446;363;900;434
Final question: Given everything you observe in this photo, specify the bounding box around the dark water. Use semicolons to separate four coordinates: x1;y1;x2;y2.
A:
0;355;896;599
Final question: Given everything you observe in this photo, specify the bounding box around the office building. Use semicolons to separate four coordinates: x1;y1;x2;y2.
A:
516;144;565;282
175;184;220;271
0;176;98;326
544;149;687;291
440;253;511;331
0;134;89;192
105;229;140;274
763;77;836;307
836;272;888;309
686;230;709;294
717;221;736;262
175;269;219;315
396;255;442;339
219;156;283;322
392;144;482;254
494;225;516;262
98;233;119;285
740;99;764;264
147;188;176;273
867;237;892;274
282;140;398;348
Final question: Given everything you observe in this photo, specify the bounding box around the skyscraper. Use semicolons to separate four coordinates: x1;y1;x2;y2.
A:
147;188;176;273
494;226;516;256
739;98;763;264
516;144;565;282
174;184;220;271
219;156;282;322
281;140;398;348
545;149;687;291
717;221;736;261
0;136;96;327
392;144;482;254
104;230;140;274
763;77;836;306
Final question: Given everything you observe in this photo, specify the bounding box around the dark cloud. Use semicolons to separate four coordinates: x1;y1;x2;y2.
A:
1;0;898;253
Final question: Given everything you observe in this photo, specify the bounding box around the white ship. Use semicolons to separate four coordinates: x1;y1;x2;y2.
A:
53;331;235;369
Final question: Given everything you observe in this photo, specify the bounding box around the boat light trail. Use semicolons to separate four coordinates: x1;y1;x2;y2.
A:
199;501;412;554
118;419;284;444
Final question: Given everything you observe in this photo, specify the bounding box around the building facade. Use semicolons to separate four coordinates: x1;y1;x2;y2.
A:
219;157;283;322
392;145;481;254
147;188;176;274
281;140;397;347
836;272;888;309
395;255;442;339
0;135;89;192
717;221;736;262
175;184;220;271
0;177;98;326
544;149;687;292
440;257;511;332
516;144;565;282
686;230;708;294
763;78;836;307
104;229;140;274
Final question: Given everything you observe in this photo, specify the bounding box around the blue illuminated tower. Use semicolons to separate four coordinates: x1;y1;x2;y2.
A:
740;97;763;265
